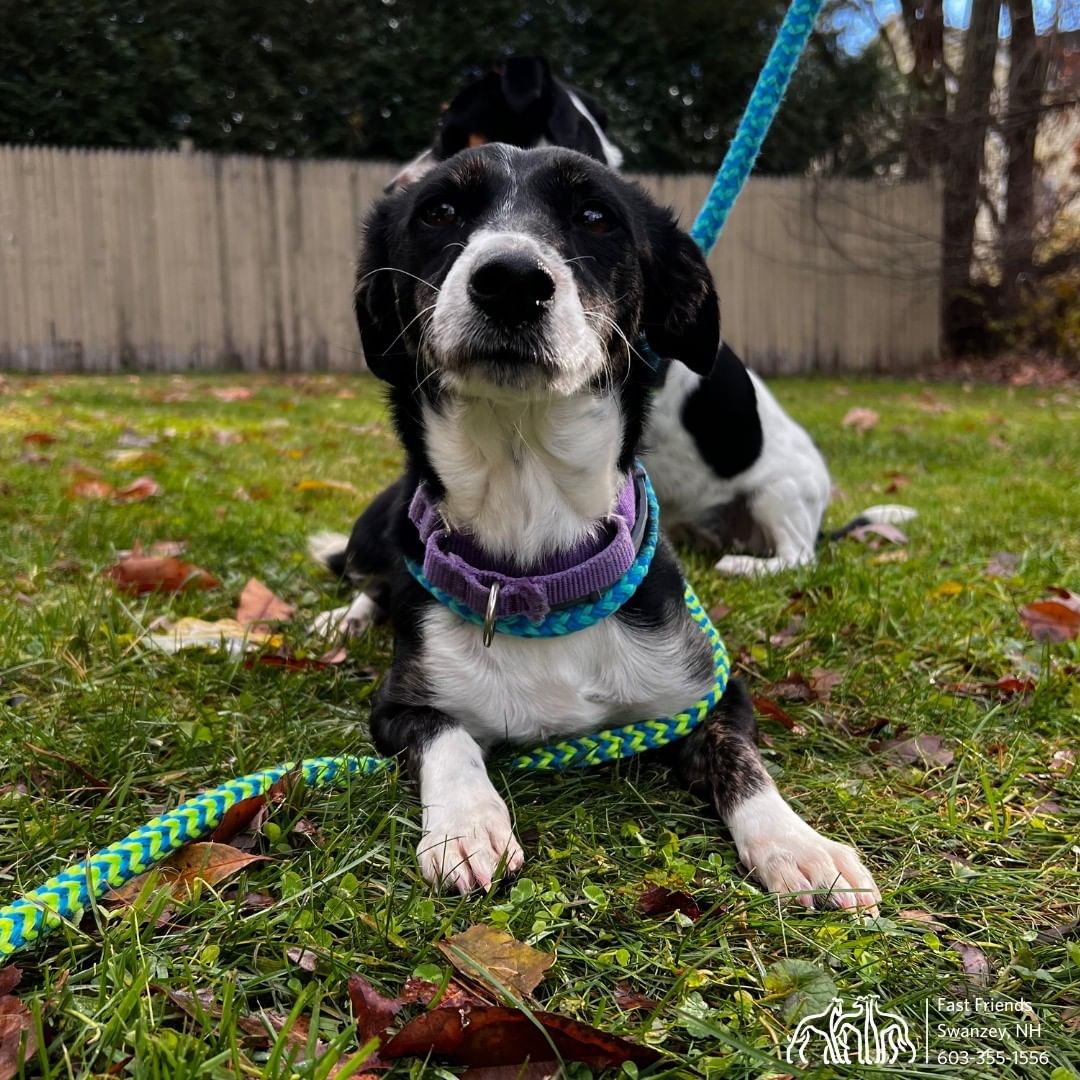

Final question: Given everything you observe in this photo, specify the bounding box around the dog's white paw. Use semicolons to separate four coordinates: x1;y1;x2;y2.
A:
715;554;761;577
418;800;524;893
727;791;880;915
309;592;377;641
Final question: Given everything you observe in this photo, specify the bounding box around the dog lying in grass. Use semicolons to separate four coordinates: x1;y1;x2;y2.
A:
311;144;880;912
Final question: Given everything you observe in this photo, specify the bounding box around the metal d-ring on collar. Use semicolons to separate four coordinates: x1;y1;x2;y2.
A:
483;581;501;648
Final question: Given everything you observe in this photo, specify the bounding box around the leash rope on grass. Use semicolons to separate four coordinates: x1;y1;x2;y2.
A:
1;0;824;958
0;587;728;959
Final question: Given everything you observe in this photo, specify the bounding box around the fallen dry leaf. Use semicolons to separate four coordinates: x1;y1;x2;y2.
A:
850;522;909;546
1020;590;1080;643
437;925;555;1000
294;478;361;497
348;974;405;1048
210;386;254;402
107;842;268;904
116;540;187;560
237;578;295;627
841;407;880;433
751;695;803;734
883;471;909;493
809;667;842;701
945;675;1036;700
287;948;318;974
0;972;19;998
764;673;815;704
0;994;36;1080
400;976;487;1010
708;602;731;622
144;618;278;655
206;772;293;845
880;734;955;769
614;983;659;1012
22;431;56;445
871;549;908;565
636;884;701;921
70;478;114;499
112;476;162;503
105;555;220;595
382;1005;660;1070
951;942;990;984
984;551;1020;578
897;909;947;930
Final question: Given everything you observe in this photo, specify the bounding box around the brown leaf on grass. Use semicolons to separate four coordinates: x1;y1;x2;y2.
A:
116;540;187;560
348;974;405;1046
883;471;909;493
707;602;731;622
244;653;342;673
841;407;880;433
984;551;1020;578
207;772;293;845
106;842;268;904
112;476;162;503
950;942;990;984
0;972;19;998
809;667;842;701
1049;748;1076;776
764;673;815;703
437;925;555;1000
400;977;487;1009
210;386;254;402
751;695;803;734
850;522;909;545
0;994;36;1080
880;734;955;769
294;478;361;497
945;675;1036;700
239;891;276;912
212;428;243;445
897;909;947;930
636;884;701;921
287;948;318;974
1020;589;1080;643
382;1005;660;1070
22;431;57;445
70;478;115;499
104;555;220;594
236;578;295;627
614;983;659;1012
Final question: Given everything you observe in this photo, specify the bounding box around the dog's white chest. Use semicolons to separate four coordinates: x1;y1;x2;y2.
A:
420;606;710;748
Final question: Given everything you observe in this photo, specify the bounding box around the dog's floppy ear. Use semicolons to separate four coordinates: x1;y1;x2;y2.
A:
639;207;720;375
354;198;406;382
500;56;549;113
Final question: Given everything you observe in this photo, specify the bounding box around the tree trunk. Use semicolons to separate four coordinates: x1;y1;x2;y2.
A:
942;0;1002;344
1001;0;1047;314
898;0;947;177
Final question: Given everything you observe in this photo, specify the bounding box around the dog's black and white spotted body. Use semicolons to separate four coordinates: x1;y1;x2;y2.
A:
317;144;879;910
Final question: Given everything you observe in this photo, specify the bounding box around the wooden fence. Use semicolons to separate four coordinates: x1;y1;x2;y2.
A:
0;145;942;375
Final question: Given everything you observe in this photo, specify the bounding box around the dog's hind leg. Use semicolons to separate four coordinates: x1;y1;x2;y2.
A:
665;679;880;913
309;476;405;640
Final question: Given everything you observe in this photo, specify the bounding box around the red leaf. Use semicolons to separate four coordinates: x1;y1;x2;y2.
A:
1019;599;1080;643
70;478;114;499
751;695;802;733
348;975;405;1046
636;884;701;921
210;386;254;402
244;654;338;672
0;972;19;998
112;476;162;503
206;792;269;845
0;995;36;1080
104;555;220;594
381;1005;660;1070
400;977;486;1009
22;431;57;445
236;578;295;627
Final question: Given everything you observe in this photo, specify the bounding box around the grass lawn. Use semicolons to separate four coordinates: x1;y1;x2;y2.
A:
1;372;1078;1079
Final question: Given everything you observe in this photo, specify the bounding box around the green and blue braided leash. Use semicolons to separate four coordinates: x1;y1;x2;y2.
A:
0;0;821;959
0;585;728;960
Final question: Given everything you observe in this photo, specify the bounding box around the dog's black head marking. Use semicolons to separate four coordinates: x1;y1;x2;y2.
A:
356;145;720;393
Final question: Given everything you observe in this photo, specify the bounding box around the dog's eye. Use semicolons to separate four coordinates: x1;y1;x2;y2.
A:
574;201;615;235
420;201;459;228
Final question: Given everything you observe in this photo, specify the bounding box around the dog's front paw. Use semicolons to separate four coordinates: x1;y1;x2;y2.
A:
418;801;525;893
715;554;766;577
728;791;880;915
309;592;378;642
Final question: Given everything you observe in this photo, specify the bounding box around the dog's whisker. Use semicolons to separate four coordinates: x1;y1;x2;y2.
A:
359;266;442;293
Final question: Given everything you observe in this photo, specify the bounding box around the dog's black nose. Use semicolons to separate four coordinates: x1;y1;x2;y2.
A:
468;253;555;324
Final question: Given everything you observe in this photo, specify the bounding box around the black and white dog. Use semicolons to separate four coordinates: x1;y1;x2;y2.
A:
317;144;880;911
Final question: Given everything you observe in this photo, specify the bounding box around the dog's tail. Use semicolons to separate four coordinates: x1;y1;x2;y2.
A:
307;531;350;578
824;505;918;542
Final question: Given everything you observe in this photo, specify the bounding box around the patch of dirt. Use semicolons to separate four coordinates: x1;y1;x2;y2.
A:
921;353;1080;388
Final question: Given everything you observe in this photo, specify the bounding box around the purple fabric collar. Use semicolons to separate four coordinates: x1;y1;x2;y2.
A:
408;474;639;623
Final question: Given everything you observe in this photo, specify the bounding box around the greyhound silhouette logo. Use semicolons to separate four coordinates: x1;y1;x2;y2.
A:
784;994;917;1066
